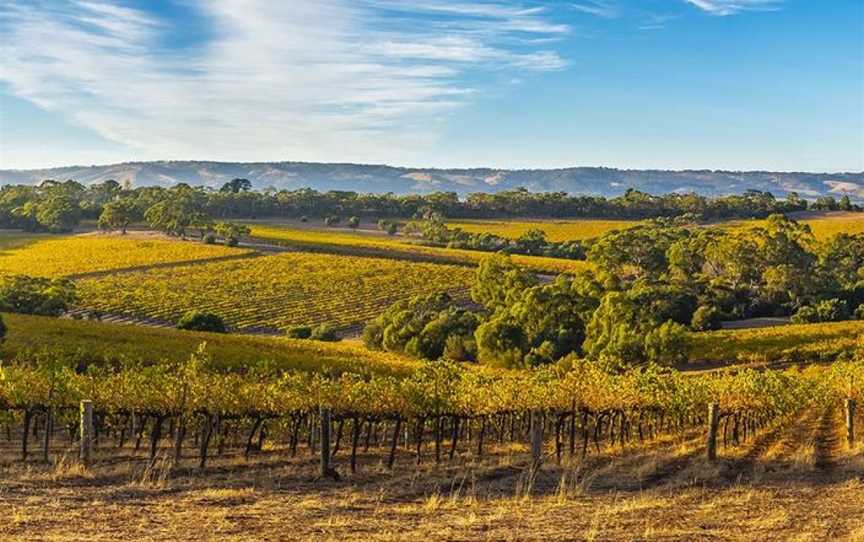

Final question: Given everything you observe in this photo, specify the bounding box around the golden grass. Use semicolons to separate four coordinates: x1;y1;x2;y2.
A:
0;234;250;278
1;421;862;542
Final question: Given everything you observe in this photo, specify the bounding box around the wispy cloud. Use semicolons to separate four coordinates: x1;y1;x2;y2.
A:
684;0;783;16
0;1;569;164
570;1;620;19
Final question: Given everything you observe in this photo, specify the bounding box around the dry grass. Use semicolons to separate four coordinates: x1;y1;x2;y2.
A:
2;404;862;542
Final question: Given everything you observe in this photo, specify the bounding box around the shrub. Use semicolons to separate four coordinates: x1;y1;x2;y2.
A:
286;325;312;339
0;275;76;316
203;234;216;244
792;299;850;324
347;216;360;229
856;304;864;320
176;311;227;333
310;324;340;342
691;305;722;331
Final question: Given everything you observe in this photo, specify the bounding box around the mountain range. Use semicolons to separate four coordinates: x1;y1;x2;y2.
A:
2;161;862;200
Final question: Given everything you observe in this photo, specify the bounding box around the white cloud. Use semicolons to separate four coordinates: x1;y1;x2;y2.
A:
0;1;569;165
684;0;782;16
570;1;620;19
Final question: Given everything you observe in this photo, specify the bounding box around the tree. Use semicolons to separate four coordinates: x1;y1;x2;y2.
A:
145;185;211;237
214;222;251;246
177;311;227;333
347;216;360;230
839;195;854;212
470;254;537;313
691;305;722;331
220;178;252;194
98;198;139;234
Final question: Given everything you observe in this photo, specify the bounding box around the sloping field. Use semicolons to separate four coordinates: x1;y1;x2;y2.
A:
0;312;418;376
690;319;864;366
76;251;475;332
247;223;592;275
0;234;250;278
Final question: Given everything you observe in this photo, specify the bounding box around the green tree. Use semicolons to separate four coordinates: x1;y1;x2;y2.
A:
176;311;227;333
98;198;140;234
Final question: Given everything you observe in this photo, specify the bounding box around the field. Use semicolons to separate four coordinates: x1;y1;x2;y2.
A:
75;251;475;332
1;364;862;541
0;234;250;278
723;212;864;241
247;223;592;275
689;320;864;368
0;312;418;376
446;218;642;241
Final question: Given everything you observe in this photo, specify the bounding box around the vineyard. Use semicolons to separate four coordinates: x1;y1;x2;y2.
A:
0;235;250;278
0;313;419;376
247;223;592;274
445;219;642;241
75;252;476;332
689;319;864;367
0;343;860;480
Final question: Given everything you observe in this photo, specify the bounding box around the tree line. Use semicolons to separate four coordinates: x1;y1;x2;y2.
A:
1;178;859;235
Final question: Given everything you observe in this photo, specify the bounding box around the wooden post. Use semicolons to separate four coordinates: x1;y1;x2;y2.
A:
80;400;94;466
42;407;52;463
846;399;856;449
320;407;332;478
530;410;543;470
707;403;719;461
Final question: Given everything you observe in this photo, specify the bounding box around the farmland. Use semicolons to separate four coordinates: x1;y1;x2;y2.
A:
75;251;475;332
0;234;250;278
446;218;642;241
722;211;864;240
0;312;418;376
247;223;592;274
689;320;864;367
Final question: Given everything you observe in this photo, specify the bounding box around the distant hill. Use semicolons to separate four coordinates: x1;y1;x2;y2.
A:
1;161;862;200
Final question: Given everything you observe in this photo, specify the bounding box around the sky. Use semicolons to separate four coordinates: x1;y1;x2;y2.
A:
0;0;862;172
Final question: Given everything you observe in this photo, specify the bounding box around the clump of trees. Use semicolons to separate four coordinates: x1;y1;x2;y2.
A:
287;324;341;342
405;211;586;260
0;275;77;316
365;214;864;370
176;311;227;333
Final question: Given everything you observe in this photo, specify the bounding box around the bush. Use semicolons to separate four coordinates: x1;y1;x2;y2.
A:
286;325;312;339
0;275;76;316
792;299;851;324
203;234;216;244
856;304;864;320
645;320;691;365
347;216;360;229
310;324;340;342
691;305;722;331
176;311;227;333
324;216;340;227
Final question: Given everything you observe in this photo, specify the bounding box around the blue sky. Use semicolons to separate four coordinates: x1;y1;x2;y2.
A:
0;0;861;172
